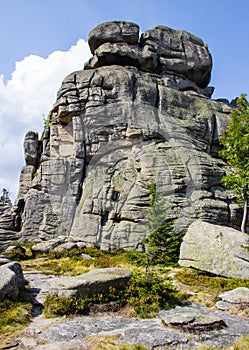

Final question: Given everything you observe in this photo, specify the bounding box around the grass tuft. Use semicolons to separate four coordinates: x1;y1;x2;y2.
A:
0;289;33;345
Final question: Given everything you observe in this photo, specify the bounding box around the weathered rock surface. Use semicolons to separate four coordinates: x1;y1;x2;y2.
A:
179;220;249;279
14;269;249;349
14;302;249;350
86;21;212;89
1;21;242;249
88;21;140;53
49;268;132;298
159;304;227;332
0;256;11;265
216;288;249;310
53;241;78;252
30;238;66;255
0;205;15;230
219;287;249;304
0;261;26;301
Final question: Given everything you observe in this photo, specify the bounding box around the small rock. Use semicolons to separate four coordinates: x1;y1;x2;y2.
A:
31;238;65;255
81;253;93;260
76;242;86;249
218;287;249;304
53;242;78;253
159;304;227;332
215;301;233;311
5;245;26;254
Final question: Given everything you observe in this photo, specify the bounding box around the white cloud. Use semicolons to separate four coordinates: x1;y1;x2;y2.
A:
0;39;91;201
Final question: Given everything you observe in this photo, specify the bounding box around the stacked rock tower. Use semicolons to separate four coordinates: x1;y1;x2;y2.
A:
0;22;241;249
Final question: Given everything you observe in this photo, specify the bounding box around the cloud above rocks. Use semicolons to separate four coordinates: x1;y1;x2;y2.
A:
0;39;91;200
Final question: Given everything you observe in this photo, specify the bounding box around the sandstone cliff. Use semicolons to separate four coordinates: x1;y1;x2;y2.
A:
1;21;242;249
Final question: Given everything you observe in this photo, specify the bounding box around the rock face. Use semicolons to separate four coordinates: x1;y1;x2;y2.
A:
1;21;242;249
0;261;26;301
179;220;249;279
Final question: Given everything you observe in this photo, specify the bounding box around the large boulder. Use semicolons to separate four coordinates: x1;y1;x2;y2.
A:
88;21;139;53
179;220;249;279
49;268;132;298
0;261;26;301
86;22;212;89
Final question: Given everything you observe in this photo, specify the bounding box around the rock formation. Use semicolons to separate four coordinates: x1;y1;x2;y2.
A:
0;261;26;301
179;220;249;279
0;21;242;249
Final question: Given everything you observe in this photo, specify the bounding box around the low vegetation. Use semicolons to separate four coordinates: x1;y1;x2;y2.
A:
0;289;33;345
2;244;249;349
85;335;148;350
44;269;186;318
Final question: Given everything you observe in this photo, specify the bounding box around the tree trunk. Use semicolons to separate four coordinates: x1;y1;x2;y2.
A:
241;198;248;233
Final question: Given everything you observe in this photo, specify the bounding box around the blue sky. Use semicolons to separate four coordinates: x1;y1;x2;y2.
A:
1;0;249;199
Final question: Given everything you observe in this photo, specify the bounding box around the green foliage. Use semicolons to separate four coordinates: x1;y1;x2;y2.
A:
3;246;28;261
43;113;51;127
127;270;186;318
0;290;32;342
125;251;148;267
145;184;183;267
219;94;249;230
43;270;186;319
175;268;249;293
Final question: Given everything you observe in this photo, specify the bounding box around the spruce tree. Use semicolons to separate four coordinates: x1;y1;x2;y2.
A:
219;94;249;232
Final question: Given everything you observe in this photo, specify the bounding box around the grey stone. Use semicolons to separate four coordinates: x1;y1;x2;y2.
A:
159;305;227;332
0;229;19;245
0;257;11;265
5;245;26;254
0;261;26;301
39;303;249;349
0;205;15;231
86;22;212;88
215;301;233;311
179;220;249;279
88;21;139;53
24;131;40;166
218;287;249;304
140;25;212;87
80;253;93;260
53;242;77;253
31;238;65;255
49;268;132;298
75;242;86;249
5;22;242;249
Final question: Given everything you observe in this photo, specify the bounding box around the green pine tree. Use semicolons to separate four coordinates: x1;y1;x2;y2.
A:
219;94;249;232
145;184;183;267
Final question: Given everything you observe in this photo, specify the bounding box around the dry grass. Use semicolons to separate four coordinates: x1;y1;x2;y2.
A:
85;335;148;350
0;297;32;347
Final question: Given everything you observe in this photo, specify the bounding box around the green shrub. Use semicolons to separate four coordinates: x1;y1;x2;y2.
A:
44;270;186;318
0;289;33;342
3;246;28;261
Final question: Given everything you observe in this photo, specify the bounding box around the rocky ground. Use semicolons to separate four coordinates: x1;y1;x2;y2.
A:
3;269;249;350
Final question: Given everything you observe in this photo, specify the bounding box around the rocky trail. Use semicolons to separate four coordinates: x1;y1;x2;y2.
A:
2;270;248;350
